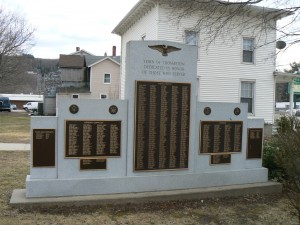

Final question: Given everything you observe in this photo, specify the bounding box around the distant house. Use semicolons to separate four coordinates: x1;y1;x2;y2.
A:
112;0;291;131
43;47;120;115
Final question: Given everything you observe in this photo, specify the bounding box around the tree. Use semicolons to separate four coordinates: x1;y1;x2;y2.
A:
284;61;300;73
163;0;299;50
0;7;35;83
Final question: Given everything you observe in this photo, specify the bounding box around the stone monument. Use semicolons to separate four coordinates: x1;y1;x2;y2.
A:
21;41;268;198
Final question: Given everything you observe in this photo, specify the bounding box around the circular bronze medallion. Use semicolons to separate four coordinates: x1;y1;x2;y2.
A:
204;107;211;115
69;104;79;114
109;105;118;115
234;107;241;116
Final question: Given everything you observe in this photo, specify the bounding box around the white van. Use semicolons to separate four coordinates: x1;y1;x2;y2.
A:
23;102;38;112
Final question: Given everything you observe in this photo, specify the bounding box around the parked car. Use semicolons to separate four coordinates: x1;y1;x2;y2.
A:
23;102;38;112
10;104;17;110
0;97;11;112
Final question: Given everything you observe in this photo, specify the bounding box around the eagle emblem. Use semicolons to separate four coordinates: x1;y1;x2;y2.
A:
148;45;181;56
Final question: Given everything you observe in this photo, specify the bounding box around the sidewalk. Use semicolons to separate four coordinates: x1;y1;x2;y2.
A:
0;143;30;151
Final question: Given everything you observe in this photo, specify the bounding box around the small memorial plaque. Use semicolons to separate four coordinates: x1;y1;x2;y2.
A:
65;120;121;158
80;158;107;170
211;154;231;165
200;121;243;154
247;128;263;159
33;129;55;167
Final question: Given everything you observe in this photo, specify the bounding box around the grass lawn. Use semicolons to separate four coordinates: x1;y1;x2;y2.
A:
0;151;298;225
0;111;30;143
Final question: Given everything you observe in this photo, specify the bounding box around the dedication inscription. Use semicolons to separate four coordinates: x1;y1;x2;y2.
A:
65;120;121;158
134;81;191;171
200;121;243;154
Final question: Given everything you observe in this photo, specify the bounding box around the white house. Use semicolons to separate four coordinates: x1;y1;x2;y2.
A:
112;0;291;131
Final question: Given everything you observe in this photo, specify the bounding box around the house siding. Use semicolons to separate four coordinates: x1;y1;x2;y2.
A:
90;59;120;99
157;5;276;123
120;5;159;99
119;3;277;123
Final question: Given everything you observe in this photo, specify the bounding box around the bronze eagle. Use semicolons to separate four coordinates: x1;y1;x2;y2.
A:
148;45;181;56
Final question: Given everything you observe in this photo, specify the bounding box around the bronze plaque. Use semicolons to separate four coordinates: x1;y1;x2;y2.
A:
32;129;55;167
65;120;121;158
134;81;191;171
211;154;231;165
80;158;107;170
200;121;243;154
247;128;263;159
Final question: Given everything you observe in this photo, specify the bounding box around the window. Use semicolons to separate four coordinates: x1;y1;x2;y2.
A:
243;38;254;63
104;74;111;84
241;81;254;114
185;31;198;46
100;94;108;99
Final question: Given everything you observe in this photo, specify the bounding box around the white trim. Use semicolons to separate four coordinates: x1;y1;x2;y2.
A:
88;57;120;68
104;73;111;84
240;79;256;116
242;37;255;64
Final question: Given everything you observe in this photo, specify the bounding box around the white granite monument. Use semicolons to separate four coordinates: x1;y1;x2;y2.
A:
23;41;267;198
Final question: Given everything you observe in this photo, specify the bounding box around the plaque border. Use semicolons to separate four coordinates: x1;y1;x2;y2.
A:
246;128;263;159
133;80;192;172
32;129;56;168
199;120;243;155
79;158;107;170
64;119;122;159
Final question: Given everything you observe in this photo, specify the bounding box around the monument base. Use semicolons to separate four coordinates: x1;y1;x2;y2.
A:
11;181;281;207
26;168;268;198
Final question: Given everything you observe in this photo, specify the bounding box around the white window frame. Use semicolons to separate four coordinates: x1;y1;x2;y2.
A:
185;30;198;46
100;93;108;99
104;73;111;84
242;37;255;64
240;80;255;115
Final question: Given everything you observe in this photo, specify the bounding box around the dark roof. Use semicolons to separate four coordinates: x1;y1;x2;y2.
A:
85;55;121;67
59;54;85;68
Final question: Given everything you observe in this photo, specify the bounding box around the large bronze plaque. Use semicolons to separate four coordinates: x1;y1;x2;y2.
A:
33;129;55;167
200;121;243;154
134;81;191;171
80;158;107;170
247;128;263;159
65;120;121;158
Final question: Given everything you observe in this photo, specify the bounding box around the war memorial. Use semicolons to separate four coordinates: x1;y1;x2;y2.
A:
11;41;279;204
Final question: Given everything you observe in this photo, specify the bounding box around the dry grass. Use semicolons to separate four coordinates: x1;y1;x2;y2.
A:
0;111;30;143
0;151;298;225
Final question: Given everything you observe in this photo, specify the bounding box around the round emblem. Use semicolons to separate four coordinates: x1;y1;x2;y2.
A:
69;104;79;114
234;107;241;116
204;107;211;115
109;105;118;115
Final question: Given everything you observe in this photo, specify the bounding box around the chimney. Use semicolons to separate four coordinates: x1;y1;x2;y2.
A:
112;46;116;57
76;47;80;51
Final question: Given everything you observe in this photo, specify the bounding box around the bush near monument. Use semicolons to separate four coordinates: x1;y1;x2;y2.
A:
263;115;300;224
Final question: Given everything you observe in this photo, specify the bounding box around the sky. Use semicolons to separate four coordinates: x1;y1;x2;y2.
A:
0;0;299;71
0;0;140;58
